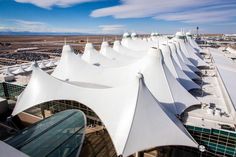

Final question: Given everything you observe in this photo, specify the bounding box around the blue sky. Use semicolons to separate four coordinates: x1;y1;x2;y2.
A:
0;0;235;34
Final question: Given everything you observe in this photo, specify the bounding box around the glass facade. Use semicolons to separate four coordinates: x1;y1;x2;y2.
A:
5;109;86;157
0;82;5;97
0;82;25;100
186;125;236;157
40;100;102;125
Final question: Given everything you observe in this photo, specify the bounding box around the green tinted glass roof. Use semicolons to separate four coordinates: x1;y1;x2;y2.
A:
5;109;86;157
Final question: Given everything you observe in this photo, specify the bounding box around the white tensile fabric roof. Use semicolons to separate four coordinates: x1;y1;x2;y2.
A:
81;43;124;67
45;60;56;67
174;33;207;67
185;40;202;58
12;65;26;75
25;61;36;72
174;41;200;73
121;35;204;74
4;67;14;76
160;44;200;90
168;42;200;80
100;41;136;64
38;61;47;69
12;66;198;157
121;38;151;51
226;47;236;55
186;32;203;52
113;40;146;58
120;33;207;70
52;45;200;114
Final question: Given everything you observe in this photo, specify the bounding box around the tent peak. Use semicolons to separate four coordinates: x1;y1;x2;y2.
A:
101;41;109;48
148;47;162;59
85;43;94;49
123;32;131;38
4;67;14;76
114;40;121;45
64;37;67;45
32;62;40;71
136;72;144;79
32;61;38;67
62;44;74;54
161;44;172;55
176;31;185;37
131;32;137;38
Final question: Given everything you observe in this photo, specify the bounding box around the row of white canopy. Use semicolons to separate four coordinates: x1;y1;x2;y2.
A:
12;32;207;156
226;47;236;55
3;60;57;76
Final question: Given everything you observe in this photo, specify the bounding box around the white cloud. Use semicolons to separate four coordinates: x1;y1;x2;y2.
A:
91;0;236;23
155;9;236;23
99;24;125;33
6;19;50;32
154;4;236;23
15;0;98;9
0;19;97;33
0;26;8;31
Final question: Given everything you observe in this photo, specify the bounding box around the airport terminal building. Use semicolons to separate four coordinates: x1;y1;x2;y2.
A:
0;32;236;157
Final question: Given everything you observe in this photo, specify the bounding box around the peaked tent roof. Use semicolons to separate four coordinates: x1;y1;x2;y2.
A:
38;61;47;69
12;65;26;75
186;32;203;52
174;35;207;67
12;66;198;157
81;43;122;67
113;40;146;58
226;47;236;55
52;46;200;114
45;60;56;67
174;41;200;73
185;41;203;58
121;38;151;51
168;42;200;80
160;44;200;90
25;61;37;72
100;41;136;64
4;67;14;76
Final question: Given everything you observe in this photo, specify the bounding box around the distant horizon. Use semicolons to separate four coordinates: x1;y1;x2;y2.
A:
0;31;228;36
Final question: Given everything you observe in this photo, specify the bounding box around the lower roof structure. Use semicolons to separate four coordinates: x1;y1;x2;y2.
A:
210;48;236;114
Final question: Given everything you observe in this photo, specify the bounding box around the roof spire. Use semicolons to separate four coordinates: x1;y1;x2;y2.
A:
64;37;67;45
137;72;144;79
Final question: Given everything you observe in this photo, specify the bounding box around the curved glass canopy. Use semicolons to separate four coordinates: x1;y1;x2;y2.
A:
5;109;86;157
